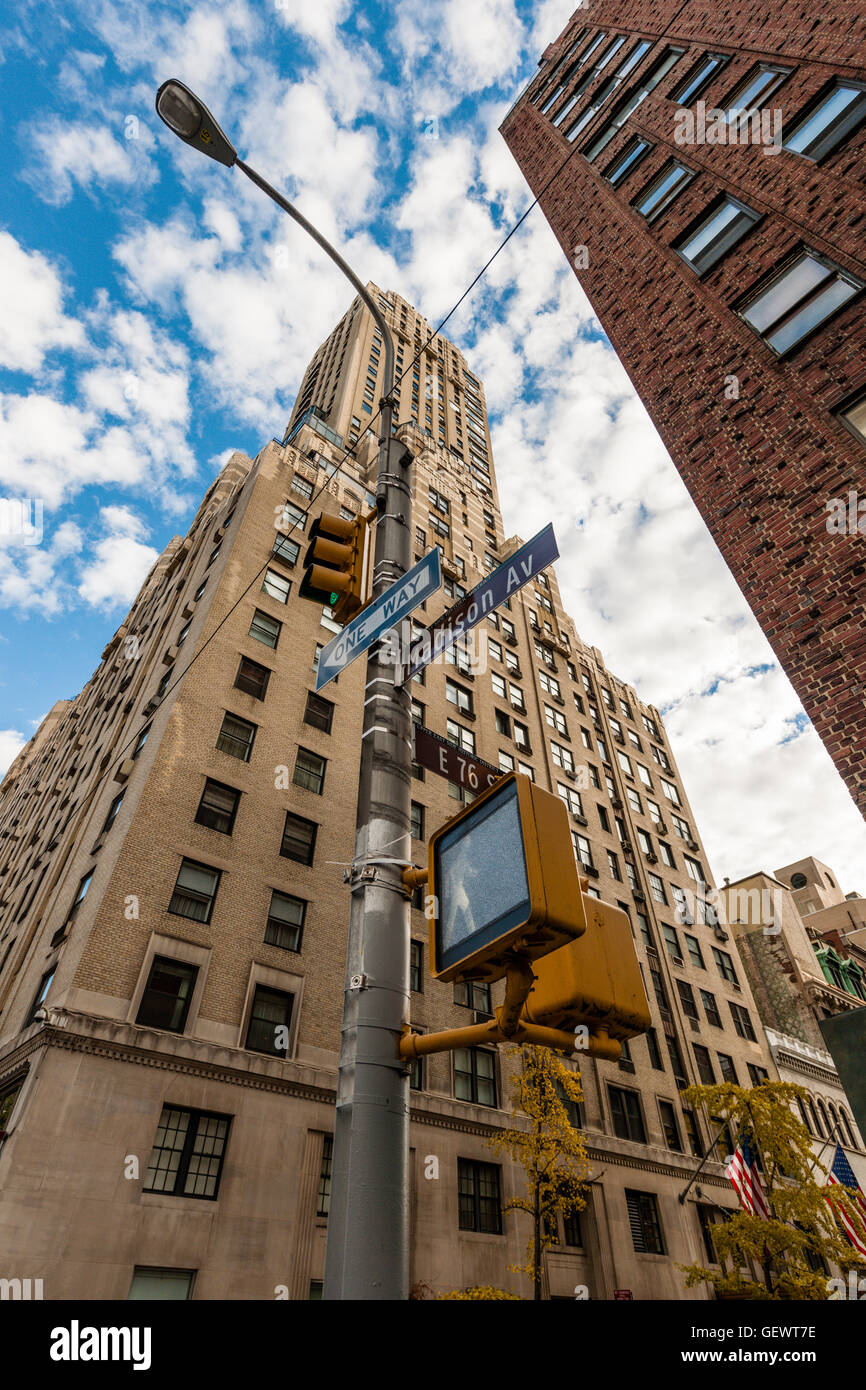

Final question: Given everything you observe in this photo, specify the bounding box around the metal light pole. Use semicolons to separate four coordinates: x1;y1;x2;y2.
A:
156;81;413;1299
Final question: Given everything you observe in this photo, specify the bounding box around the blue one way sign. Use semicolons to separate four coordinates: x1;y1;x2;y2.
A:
315;547;442;691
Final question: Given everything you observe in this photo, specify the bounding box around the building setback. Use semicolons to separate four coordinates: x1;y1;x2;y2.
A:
0;286;777;1300
500;1;866;818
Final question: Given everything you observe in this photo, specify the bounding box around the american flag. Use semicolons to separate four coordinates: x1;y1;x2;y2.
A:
826;1144;866;1256
725;1137;770;1219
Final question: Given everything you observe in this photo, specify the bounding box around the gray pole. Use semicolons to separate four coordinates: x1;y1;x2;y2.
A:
234;160;412;1300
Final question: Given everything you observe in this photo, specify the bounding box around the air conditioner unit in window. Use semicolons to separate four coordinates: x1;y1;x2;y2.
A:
687;839;699;851
583;864;599;878
504;633;518;647
553;694;565;706
656;821;667;834
689;1017;700;1031
613;732;625;744
143;697;160;716
714;926;729;942
633;889;646;901
114;759;134;783
610;797;623;809
672;956;684;967
564;769;577;781
182;600;195;620
646;853;658;864
621;840;633;855
574;814;588;827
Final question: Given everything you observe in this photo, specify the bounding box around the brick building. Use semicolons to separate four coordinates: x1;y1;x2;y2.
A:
0;287;778;1300
500;1;866;817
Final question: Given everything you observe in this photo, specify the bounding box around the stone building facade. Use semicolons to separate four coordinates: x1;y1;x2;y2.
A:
500;1;866;817
0;287;776;1300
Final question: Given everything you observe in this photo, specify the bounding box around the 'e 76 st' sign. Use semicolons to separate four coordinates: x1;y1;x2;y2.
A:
413;724;501;793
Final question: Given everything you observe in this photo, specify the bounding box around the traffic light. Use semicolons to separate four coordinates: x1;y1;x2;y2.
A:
427;772;587;985
521;895;651;1054
298;510;368;624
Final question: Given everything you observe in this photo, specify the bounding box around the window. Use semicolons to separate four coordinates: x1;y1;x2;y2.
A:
446;678;473;715
638;764;653;788
317;1136;333;1216
245;985;294;1055
634;160;695;220
265;891;305;951
693;1044;715;1084
676;979;699;1020
68;870;94;919
648;873;667;904
304;691;334;734
662;924;681;961
217;711;256;761
458;1158;502;1233
410;801;425;840
739;249;863;353
499;751;515;773
101;789;125;834
609;1085;646;1142
637;827;653;856
195;779;240;835
730;1001;757;1041
132;724;151;760
545;704;568;735
281;812;318;865
495;709;511;736
249;608;281;649
712;946;738;985
626;1190;665;1254
724;62;790;122
784;80;866;162
261;568;291;604
672;50;730;104
429;512;450;539
617;751;633;777
607;850;622;881
446;719;475;754
627;787;642;815
234;656;271;700
660;777;680;804
551;742;575;773
144;1106;230;1199
697;1205;722;1263
207;544;221;567
169;859;220;923
455;980;492;1013
558;783;583;816
410;940;423;993
646;1028;664;1070
659;840;676;869
320;607;341;634
128;1268;195;1300
293;747;326;795
26;968;55;1023
748;1064;769;1086
683;1109;704;1158
509;682;525;711
676;197;760;275
539;670;561;698
659;1100;682;1151
491;672;506;700
667;1035;688;1089
292;473;314;499
585;46;685;159
572;833;593;870
454;1047;497;1106
136;956;198;1031
717;1052;738;1084
685;934;705;969
605;136;653;186
273;534;300;566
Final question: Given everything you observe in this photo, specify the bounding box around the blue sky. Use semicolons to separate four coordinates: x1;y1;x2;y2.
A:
2;0;865;887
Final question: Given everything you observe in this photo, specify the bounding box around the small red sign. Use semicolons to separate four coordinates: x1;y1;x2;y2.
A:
613;1289;633;1300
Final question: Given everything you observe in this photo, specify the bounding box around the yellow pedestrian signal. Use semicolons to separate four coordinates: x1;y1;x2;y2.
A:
298;510;368;624
521;895;651;1055
427;772;586;985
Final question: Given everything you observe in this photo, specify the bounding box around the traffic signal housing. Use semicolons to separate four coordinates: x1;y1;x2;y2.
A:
298;510;368;624
427;772;586;985
521;895;651;1053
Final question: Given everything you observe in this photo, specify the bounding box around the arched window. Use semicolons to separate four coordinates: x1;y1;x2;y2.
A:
816;1100;832;1139
839;1108;859;1150
808;1098;824;1137
797;1096;813;1135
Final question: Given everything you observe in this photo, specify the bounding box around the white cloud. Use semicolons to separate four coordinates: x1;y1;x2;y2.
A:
77;507;158;610
0;232;85;372
27;120;157;205
0;728;27;778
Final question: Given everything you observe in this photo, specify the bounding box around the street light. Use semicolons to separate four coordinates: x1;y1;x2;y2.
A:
155;79;413;1301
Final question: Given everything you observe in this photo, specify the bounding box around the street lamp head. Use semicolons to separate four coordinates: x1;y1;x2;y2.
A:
155;79;237;167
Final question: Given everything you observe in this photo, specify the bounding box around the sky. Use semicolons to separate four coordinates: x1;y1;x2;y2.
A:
1;0;864;891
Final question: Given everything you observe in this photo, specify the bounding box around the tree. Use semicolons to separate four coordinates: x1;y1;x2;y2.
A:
679;1080;866;1300
487;1045;590;1300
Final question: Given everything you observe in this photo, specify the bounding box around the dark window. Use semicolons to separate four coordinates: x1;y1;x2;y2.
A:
609;1085;646;1142
659;1100;682;1151
676;979;699;1020
304;691;334;734
317;1135;333;1216
136;957;198;1032
605;136;653;186
293;747;326;795
645;1028;664;1070
249;609;281;649
458;1158;502;1233
454;1047;497;1106
692;1043;715;1084
265;891;305;951
68;870;94;918
748;1063;769;1087
454;980;492;1013
697;1204;721;1262
633;160;695;221
410;940;423;993
168;859;220;923
712;946;738;984
739;248;863;353
0;1080;23;1131
245;985;294;1056
676;196;760;275
194;779;240;835
700;989;722;1027
132;725;151;760
143;1105;230;1199
730;1001;757;1041
685;934;705;969
234;657;271;700
625;1189;664;1254
217;712;256;761
410;801;425;841
280;813;317;865
682;1108;704;1157
273;534;300;566
563;1207;582;1247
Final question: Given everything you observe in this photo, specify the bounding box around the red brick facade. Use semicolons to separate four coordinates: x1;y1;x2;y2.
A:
501;0;866;815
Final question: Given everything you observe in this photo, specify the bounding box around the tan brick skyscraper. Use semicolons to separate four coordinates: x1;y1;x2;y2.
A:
0;286;776;1300
501;1;866;817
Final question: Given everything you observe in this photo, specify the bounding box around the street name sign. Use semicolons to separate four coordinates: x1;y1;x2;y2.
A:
315;547;442;691
413;724;501;793
404;523;559;681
